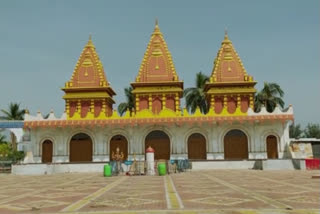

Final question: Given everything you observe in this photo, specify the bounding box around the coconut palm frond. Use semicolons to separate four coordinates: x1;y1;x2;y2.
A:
184;72;209;114
254;82;285;113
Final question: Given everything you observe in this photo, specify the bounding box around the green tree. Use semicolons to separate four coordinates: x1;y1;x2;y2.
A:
289;123;303;139
184;72;209;114
0;103;25;150
0;143;10;160
0;143;25;162
0;132;7;144
117;87;135;116
304;123;320;138
254;82;285;112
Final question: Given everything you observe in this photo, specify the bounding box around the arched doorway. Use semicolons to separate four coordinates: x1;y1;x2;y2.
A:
42;140;53;163
224;129;248;159
145;130;170;160
266;135;278;159
110;135;128;161
70;133;93;162
188;133;206;160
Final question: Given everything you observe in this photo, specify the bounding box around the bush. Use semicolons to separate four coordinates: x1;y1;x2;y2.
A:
0;144;11;160
9;150;25;162
0;143;25;163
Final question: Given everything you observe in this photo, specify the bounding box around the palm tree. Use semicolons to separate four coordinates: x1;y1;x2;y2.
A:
289;123;303;139
184;72;209;114
117;87;135;116
0;103;25;150
304;123;320;138
254;82;285;113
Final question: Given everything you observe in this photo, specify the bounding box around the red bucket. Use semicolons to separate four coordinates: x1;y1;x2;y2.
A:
305;158;320;170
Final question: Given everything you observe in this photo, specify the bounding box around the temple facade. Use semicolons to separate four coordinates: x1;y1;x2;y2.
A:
21;22;294;163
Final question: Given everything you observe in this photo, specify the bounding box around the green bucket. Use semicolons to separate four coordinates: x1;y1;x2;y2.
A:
158;163;166;176
104;164;112;177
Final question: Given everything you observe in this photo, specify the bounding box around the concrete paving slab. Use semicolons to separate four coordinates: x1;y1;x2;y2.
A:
0;170;318;214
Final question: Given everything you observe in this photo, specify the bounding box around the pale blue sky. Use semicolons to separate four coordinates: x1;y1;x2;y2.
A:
0;0;319;126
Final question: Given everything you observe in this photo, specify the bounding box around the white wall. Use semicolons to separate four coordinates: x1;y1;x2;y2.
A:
22;120;291;163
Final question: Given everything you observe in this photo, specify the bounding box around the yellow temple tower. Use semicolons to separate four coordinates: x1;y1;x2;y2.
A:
131;20;183;116
205;31;256;115
62;36;116;119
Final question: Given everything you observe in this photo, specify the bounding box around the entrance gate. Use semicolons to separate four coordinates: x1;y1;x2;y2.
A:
224;129;248;159
266;135;278;159
42;140;53;163
70;133;92;162
145;130;170;160
188;133;206;160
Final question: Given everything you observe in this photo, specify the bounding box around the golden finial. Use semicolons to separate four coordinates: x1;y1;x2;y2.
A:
222;28;231;44
153;18;161;35
86;34;94;47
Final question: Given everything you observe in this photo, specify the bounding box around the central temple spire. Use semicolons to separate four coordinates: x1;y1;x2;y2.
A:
135;20;179;83
131;20;183;115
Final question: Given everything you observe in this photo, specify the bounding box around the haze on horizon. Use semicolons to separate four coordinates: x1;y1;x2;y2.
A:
0;0;319;127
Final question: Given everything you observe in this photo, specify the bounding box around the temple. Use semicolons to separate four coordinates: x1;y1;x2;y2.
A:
62;35;116;119
132;20;183;116
205;30;256;115
21;21;294;165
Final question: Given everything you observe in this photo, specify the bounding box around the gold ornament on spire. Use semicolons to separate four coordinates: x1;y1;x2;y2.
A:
86;34;95;48
153;18;161;35
222;28;231;44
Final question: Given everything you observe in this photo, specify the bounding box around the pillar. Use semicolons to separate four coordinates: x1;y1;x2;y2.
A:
90;99;94;113
77;100;81;113
210;95;215;113
175;93;179;113
66;100;70;116
135;95;140;112
237;94;241;110
223;95;227;109
249;95;254;109
102;99;106;115
148;94;152;111
162;94;166;109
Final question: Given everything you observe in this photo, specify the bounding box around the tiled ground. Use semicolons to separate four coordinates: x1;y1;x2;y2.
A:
0;170;319;214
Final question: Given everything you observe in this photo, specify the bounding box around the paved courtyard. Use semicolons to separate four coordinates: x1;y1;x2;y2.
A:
0;170;319;214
